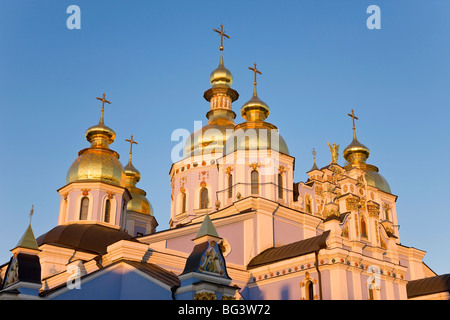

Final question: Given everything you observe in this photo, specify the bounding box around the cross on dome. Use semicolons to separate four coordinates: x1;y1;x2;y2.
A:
347;109;359;139
125;135;138;163
213;24;230;51
248;63;262;96
96;93;111;125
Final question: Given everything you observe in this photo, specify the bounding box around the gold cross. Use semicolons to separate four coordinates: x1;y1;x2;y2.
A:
249;63;262;96
96;93;111;124
125;135;138;162
213;24;230;51
347;109;359;130
348;109;360;139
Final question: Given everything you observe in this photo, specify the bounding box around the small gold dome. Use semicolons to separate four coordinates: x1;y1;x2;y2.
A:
127;187;154;216
124;160;153;216
343;138;370;165
210;53;233;87
241;95;270;122
66;121;125;187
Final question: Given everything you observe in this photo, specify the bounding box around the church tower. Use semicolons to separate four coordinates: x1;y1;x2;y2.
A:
170;25;239;227
57;94;131;228
218;63;294;207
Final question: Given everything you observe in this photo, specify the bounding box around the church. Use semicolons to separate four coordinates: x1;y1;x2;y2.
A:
0;25;448;301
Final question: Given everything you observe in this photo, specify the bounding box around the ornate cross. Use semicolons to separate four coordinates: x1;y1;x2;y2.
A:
213;24;230;51
249;63;262;96
347;109;359;138
125;135;138;162
96;93;111;124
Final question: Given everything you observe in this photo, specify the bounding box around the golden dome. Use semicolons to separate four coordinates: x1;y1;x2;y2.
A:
365;171;391;194
210;51;233;87
66;120;125;187
184;121;236;158
124;157;153;216
343;132;391;193
127;187;154;216
343;138;370;166
241;95;270;122
66;148;125;186
224;126;289;156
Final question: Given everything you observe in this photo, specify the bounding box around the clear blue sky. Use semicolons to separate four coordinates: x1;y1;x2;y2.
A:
0;1;449;276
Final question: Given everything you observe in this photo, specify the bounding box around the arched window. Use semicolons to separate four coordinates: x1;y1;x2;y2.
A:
251;170;259;194
361;217;368;239
181;192;187;213
228;174;233;199
278;174;283;199
305;280;314;300
200;187;209;209
79;197;89;220
104;199;111;223
305;196;312;214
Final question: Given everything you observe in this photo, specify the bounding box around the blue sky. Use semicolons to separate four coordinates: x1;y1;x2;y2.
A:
0;0;449;276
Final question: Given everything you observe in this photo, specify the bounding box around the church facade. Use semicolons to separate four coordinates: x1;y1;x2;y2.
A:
0;26;448;300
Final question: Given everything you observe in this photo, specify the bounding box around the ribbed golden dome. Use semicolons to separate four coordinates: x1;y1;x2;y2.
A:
184;112;236;158
224;126;289;156
66;121;125;187
66;148;125;186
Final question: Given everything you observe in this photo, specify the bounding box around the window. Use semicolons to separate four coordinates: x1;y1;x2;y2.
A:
104;199;111;223
361;217;368;239
79;197;89;220
305;280;314;300
228;174;233;199
251;170;259;194
200;188;209;209
181;192;187;213
278;174;283;199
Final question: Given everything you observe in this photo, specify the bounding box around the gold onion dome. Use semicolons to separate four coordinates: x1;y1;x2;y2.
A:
210;52;233;87
124;136;153;216
343;110;391;193
184;25;238;159
225;63;289;156
66;95;126;187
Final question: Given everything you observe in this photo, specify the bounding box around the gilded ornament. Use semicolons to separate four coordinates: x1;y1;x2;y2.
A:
327;141;340;164
194;292;217;300
249;162;260;170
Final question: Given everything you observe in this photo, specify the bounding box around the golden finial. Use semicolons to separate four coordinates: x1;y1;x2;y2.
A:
125;135;138;163
347;109;359;140
248;63;262;97
96;93;111;125
311;148;319;170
